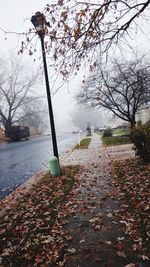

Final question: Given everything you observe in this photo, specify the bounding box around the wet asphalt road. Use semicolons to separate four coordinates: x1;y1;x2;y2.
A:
0;134;79;200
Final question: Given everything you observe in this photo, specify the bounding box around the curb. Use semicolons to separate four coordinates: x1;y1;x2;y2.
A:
0;135;96;219
0;170;47;219
0;144;77;219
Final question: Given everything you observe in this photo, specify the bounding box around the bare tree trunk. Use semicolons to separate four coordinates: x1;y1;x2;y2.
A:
130;119;136;129
4;119;12;137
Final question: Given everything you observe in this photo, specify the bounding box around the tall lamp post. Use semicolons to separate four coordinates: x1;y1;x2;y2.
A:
31;12;59;160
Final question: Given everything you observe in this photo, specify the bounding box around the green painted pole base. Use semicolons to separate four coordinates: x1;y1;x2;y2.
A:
48;156;60;177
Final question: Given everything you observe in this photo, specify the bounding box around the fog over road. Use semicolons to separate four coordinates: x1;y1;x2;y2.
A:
0;134;79;199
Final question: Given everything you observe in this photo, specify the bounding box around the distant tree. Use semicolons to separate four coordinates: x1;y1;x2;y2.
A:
77;57;150;128
21;99;49;134
23;0;150;77
70;106;105;131
0;57;40;136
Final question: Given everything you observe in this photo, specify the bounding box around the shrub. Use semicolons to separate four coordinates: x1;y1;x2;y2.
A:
130;121;150;163
103;127;112;137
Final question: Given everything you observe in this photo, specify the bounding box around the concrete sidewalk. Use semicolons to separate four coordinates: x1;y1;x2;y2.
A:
1;133;148;267
58;133;141;267
61;133;105;166
61;133;134;167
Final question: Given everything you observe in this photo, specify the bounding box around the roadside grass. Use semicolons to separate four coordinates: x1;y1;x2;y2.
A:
113;128;130;136
96;128;131;146
102;135;131;146
74;137;91;149
112;158;150;257
96;131;102;136
0;165;82;267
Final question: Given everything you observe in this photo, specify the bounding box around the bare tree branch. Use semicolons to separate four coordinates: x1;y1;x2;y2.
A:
77;56;150;128
0;56;44;136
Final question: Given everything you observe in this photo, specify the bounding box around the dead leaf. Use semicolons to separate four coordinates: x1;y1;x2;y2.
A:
105;241;112;245
117;251;126;258
79;239;85;244
139;255;149;260
67;248;76;254
106;212;113;218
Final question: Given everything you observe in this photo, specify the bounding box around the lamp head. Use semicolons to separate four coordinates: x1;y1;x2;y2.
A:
31;12;50;36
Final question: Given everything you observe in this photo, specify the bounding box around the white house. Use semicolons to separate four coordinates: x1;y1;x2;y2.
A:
136;106;150;124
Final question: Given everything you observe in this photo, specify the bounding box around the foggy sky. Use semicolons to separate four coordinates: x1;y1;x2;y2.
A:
0;1;150;133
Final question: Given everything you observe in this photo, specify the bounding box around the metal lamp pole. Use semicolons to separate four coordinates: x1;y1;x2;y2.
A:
31;12;59;160
40;35;59;160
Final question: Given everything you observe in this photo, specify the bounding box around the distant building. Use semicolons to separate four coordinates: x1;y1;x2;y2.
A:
136;106;150;124
109;105;150;128
109;114;125;128
0;128;5;142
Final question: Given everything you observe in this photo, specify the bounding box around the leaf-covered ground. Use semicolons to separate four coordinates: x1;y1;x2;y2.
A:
0;141;150;267
0;165;82;267
111;158;150;260
58;153;150;267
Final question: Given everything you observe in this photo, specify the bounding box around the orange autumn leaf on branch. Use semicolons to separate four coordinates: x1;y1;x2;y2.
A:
20;0;150;77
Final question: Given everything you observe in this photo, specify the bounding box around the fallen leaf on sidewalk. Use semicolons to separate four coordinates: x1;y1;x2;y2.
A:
105;241;112;245
79;239;85;244
139;255;149;260
106;212;113;218
117;251;126;258
93;224;101;230
117;236;125;241
67;248;76;254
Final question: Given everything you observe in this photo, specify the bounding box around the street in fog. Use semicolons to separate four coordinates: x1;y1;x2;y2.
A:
0;134;80;199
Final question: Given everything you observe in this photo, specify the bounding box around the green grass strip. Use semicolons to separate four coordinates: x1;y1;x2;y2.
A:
102;136;131;146
113;128;130;136
74;137;91;149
